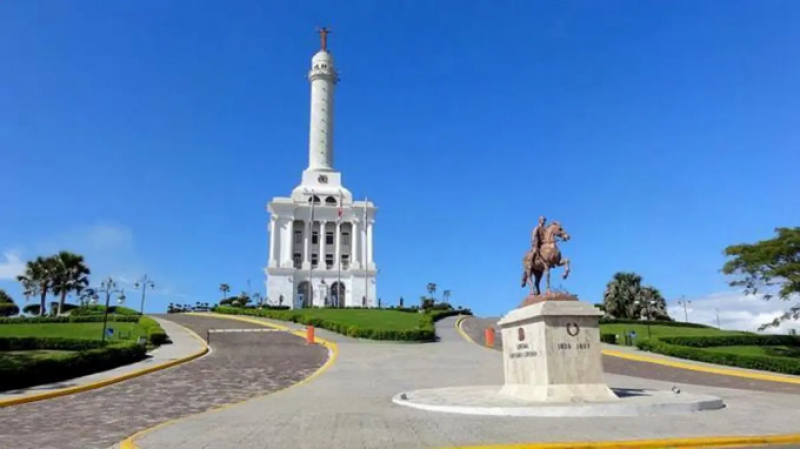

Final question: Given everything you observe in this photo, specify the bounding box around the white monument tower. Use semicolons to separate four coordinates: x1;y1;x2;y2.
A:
265;28;378;309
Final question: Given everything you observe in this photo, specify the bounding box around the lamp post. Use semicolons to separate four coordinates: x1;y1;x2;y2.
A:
91;277;126;342
677;296;692;323
634;299;656;339
714;308;721;329
134;274;155;315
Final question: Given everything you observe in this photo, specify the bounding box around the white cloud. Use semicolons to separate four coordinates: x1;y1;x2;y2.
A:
0;250;26;281
668;291;800;334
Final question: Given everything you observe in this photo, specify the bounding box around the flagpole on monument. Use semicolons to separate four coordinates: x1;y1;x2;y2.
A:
307;189;316;308
337;189;343;308
363;196;369;308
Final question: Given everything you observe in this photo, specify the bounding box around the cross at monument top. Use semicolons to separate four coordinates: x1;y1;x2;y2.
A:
317;27;331;51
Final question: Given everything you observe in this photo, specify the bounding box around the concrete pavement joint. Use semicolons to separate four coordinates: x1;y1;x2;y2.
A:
118;312;338;449
0;319;210;408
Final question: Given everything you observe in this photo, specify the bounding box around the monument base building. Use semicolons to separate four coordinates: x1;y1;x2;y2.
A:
265;29;378;309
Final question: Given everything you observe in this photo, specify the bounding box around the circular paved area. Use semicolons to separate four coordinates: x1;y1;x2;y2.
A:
0;314;327;449
461;316;800;395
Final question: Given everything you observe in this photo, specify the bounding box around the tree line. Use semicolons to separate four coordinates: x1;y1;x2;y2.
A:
10;251;92;316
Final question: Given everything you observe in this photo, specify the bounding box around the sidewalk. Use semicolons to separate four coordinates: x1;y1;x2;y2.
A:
602;343;800;384
0;317;208;407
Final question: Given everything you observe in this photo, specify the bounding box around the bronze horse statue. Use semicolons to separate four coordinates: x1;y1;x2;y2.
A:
521;221;572;296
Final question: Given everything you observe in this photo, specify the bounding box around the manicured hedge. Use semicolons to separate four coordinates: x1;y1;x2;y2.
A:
599;318;711;329
659;335;800;348
0;336;107;351
600;333;618;344
140;316;170;346
0;340;147;391
636;338;800;376
0;315;141;325
70;305;141;316
215;306;436;342
429;309;473;322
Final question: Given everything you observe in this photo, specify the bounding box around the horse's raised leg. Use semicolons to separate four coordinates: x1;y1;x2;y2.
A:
561;257;571;280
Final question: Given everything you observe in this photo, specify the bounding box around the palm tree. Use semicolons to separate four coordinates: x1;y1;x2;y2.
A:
426;282;437;300
602;272;645;319
641;286;669;320
442;289;451;304
51;251;91;315
219;283;231;299
17;256;58;316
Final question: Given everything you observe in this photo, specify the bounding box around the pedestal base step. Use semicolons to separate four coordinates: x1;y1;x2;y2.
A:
392;385;725;417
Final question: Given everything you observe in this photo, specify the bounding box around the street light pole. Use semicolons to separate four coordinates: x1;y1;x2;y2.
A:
715;308;721;329
134;274;155;315
92;277;126;342
677;296;692;323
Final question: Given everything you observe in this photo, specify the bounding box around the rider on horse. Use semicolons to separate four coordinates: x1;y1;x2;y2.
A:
521;216;547;287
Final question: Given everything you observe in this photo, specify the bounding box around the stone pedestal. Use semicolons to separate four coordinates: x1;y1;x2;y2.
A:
498;298;618;402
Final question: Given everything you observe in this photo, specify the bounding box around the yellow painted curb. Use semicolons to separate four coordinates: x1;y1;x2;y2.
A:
454;316;800;385
119;312;338;449
441;433;800;448
0;319;210;408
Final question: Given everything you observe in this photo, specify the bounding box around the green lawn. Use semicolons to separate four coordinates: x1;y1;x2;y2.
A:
0;322;147;341
291;308;425;330
601;323;744;340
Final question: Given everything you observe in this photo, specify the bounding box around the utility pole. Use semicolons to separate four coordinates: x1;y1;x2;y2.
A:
715;308;721;329
134;274;155;315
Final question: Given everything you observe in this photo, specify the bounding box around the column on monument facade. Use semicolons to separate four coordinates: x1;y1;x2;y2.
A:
334;220;341;268
304;219;311;265
319;220;327;269
351;219;361;268
268;216;276;265
281;218;293;267
366;220;374;267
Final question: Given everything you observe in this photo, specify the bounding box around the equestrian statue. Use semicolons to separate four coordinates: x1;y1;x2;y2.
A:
521;216;572;296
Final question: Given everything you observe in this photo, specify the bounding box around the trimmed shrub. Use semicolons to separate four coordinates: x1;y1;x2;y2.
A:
636;339;800;376
659;335;800;348
70;305;141;316
428;309;473;322
0;303;20;317
600;333;618;344
214;306;436;342
0;336;107;351
140;316;170;346
0;315;140;325
0;340;146;391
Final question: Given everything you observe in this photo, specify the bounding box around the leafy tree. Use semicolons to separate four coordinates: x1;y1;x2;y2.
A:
219;283;231;299
23;304;41;315
233;292;251;307
17;256;59;316
51;251;91;315
722;227;800;330
442;290;451;303
0;289;19;317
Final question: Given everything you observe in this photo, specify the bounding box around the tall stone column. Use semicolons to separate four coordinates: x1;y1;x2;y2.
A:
304;219;312;267
352;219;361;269
319;220;328;269
281;219;293;268
268;215;277;267
367;220;374;268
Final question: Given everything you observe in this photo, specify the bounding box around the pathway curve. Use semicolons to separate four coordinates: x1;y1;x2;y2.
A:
130;315;800;449
0;314;327;449
462;316;800;395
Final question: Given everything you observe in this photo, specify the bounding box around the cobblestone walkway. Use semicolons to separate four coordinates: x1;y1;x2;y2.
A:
0;314;327;449
461;316;800;395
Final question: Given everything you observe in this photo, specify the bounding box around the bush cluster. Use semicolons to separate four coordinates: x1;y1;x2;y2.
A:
599;318;712;329
0;315;141;325
600;333;618;344
636;336;800;376
428;309;473;322
0;339;146;391
214;306;437;342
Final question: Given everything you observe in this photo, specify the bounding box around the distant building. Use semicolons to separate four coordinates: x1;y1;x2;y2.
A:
265;29;378;309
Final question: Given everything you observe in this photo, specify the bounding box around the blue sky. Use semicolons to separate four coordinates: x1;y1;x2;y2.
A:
1;1;798;329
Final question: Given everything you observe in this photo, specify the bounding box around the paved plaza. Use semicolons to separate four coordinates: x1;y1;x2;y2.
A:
128;315;800;449
0;315;326;449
